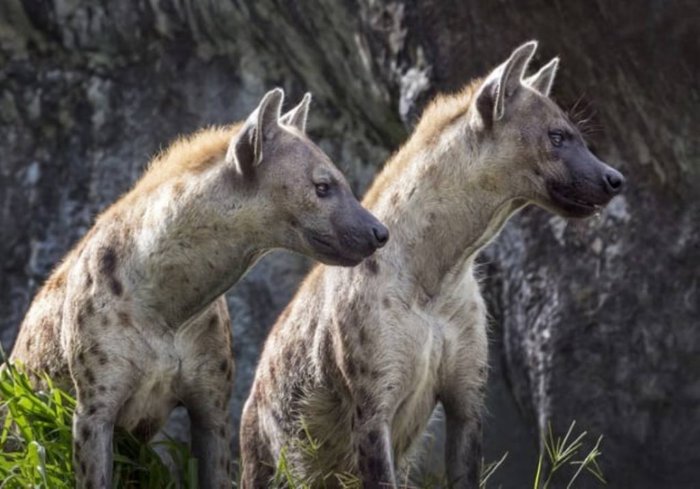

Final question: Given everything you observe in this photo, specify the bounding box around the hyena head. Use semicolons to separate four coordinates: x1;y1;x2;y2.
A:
470;41;625;217
227;88;389;266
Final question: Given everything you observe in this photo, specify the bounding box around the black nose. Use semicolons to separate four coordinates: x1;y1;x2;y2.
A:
372;225;389;248
603;169;625;195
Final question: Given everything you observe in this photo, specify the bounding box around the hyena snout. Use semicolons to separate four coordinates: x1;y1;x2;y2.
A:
546;151;626;218
339;205;389;259
369;219;390;249
602;166;625;197
348;208;389;253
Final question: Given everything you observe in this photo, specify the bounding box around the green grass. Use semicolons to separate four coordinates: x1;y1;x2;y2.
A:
532;421;605;489
270;419;605;489
1;360;605;488
0;361;198;488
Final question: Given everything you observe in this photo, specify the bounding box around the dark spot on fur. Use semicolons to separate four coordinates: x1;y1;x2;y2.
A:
86;480;94;489
117;311;131;327
80;426;91;441
76;310;85;328
86;272;93;287
84;368;95;385
80;460;86;474
99;247;123;296
382;296;391;308
356;405;363;421
358;326;367;345
97;385;107;394
368;429;379;445
346;359;356;377
219;359;228;373
99;247;117;275
111;278;123;296
98;354;108;365
359;363;368;376
84;298;94;316
209;315;218;329
25;337;33;350
365;258;379;275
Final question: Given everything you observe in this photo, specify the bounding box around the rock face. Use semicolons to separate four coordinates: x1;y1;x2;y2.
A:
0;1;697;488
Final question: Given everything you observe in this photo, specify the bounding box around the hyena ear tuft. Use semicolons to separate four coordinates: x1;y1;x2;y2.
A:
525;57;559;97
226;88;285;175
280;92;312;133
475;41;538;125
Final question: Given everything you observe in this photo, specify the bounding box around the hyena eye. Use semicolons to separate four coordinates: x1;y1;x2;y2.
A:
315;183;331;198
548;130;564;147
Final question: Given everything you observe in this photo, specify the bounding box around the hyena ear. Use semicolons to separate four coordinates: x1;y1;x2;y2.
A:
226;88;285;175
475;41;538;125
280;93;311;133
525;57;559;97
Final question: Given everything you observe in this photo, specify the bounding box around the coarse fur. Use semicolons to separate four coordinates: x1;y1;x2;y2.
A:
240;42;625;488
7;89;388;489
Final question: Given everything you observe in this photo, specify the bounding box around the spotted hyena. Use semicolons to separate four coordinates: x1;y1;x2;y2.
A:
240;42;624;488
7;88;388;488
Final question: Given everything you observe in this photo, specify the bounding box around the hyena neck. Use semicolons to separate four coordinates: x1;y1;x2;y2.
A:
130;164;270;327
371;126;525;299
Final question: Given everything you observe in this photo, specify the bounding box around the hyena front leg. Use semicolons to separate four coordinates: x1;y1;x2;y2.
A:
187;401;234;489
356;418;398;489
73;408;115;489
71;348;135;489
440;368;488;489
443;407;483;489
239;394;275;489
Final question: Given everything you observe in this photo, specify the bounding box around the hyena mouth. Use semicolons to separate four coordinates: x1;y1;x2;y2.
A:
310;235;334;251
306;233;364;266
548;186;604;218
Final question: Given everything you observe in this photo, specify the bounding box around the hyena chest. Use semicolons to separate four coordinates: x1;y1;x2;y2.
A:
115;339;182;440
390;313;446;458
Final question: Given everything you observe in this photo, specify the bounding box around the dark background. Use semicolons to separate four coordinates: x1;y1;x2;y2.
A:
0;1;698;487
